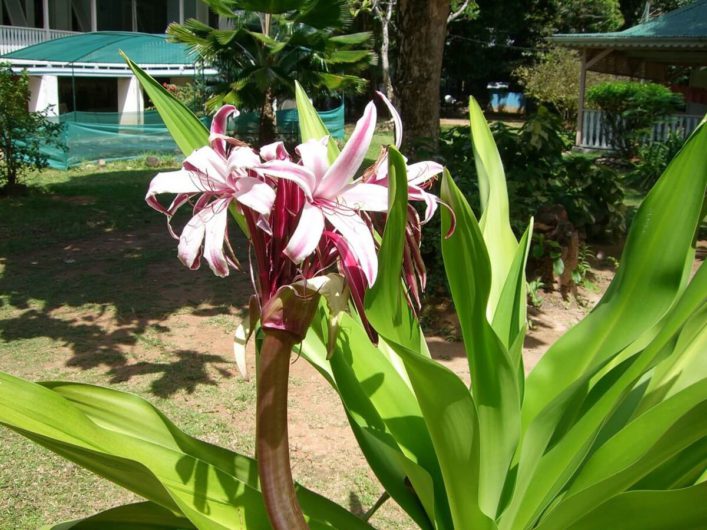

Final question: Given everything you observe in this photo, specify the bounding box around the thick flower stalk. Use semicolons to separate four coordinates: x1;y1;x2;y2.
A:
146;93;443;529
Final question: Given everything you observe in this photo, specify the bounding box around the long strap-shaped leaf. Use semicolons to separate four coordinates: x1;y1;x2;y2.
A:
523;119;707;429
468;97;519;320
440;170;520;519
364;148;495;530
42;501;195;530
560;482;707;530
300;310;443;529
0;373;374;530
122;53;209;156
295;81;340;164
502;261;707;529
534;380;707;530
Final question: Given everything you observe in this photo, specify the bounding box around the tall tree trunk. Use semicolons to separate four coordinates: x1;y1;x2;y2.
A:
259;88;277;145
378;1;395;103
395;0;450;155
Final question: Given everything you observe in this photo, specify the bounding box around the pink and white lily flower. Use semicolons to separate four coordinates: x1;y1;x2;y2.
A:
145;105;276;277
256;101;388;287
367;92;444;223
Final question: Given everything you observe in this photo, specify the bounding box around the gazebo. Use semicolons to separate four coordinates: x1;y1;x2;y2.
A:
552;0;707;147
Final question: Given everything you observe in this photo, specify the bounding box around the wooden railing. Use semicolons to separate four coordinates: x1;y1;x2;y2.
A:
580;109;702;150
0;25;78;56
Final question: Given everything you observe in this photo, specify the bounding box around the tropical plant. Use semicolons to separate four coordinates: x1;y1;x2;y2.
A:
167;0;374;143
514;46;611;124
0;63;65;192
0;52;705;530
628;130;685;191
587;80;684;157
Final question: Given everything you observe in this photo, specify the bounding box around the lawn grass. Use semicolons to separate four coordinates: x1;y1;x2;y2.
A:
0;135;413;528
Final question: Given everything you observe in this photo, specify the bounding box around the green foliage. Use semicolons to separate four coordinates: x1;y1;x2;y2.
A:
303;102;707;529
424;107;624;292
555;0;624;32
514;46;612;124
159;81;210;116
0;63;64;190
167;0;374;137
628;131;685;191
587;81;684;157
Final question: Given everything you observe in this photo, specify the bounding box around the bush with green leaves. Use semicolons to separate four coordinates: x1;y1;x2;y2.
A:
0;60;705;530
587;81;684;157
423;106;624;293
629;131;685;191
0;63;65;192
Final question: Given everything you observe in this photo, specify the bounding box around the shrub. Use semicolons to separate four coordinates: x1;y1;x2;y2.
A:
514;46;610;125
587;81;683;157
629;132;685;191
0;63;65;192
423;107;624;293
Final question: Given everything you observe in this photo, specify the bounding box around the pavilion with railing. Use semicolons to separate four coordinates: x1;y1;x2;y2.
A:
552;0;707;150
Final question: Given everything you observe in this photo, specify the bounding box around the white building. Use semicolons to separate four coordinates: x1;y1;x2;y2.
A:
1;0;221;120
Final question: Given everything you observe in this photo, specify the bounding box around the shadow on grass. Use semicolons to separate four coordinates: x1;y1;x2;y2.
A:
0;167;250;396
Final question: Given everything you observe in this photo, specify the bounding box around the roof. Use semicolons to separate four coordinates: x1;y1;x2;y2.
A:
1;31;216;78
552;0;707;49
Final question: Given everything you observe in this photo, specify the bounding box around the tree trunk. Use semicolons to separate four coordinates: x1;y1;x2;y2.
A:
395;0;450;155
259;87;277;145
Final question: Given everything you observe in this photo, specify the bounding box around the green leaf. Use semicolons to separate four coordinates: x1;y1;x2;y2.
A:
523;119;707;430
294;81;340;163
364;147;424;354
468;96;518;318
42;501;195;530
0;374;374;530
300;307;441;529
121;53;208;156
535;381;707;530
329;313;445;528
491;220;533;357
440;170;520;518
502;262;707;530
364;149;494;529
562;482;707;530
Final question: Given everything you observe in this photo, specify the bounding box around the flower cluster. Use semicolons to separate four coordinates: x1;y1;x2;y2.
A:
146;94;443;326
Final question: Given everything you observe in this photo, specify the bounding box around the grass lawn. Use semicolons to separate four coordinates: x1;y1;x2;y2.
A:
0;133;414;528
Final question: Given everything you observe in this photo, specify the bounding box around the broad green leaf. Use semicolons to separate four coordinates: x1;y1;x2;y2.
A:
635;305;707;414
329;32;372;45
294;81;340;163
122;53;208;156
43;501;195;530
0;374;374;530
330;313;446;528
300;308;441;528
561;482;707;530
364;147;424;353
468;96;518;318
492;220;533;361
523;120;707;429
535;381;707;530
364;149;493;530
502;262;707;530
440;170;520;518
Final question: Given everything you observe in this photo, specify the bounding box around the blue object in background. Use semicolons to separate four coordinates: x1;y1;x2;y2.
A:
487;82;526;114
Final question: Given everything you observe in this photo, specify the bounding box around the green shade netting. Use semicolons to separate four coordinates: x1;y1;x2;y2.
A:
2;32;196;64
41;103;345;170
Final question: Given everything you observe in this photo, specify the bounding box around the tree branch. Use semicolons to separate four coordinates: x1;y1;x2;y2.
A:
447;0;470;23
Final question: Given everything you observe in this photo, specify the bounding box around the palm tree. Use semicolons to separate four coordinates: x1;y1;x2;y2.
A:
168;0;374;143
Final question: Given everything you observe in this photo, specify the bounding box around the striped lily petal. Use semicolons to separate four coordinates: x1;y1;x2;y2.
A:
209;105;238;156
255;160;316;200
260;141;289;161
234;177;276;216
324;208;378;286
376;91;402;149
316;101;377;199
284;202;325;264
